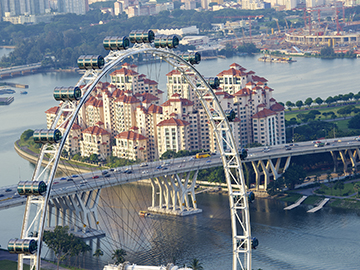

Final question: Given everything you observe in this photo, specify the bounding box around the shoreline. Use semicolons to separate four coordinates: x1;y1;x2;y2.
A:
14;140;92;174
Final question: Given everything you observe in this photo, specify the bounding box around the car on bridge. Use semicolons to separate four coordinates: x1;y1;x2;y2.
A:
92;175;99;179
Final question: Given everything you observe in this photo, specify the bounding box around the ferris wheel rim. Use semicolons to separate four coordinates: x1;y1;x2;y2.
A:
18;45;252;270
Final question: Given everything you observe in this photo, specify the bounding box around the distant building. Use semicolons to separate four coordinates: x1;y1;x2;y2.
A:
113;129;147;160
80;125;111;159
179;36;210;47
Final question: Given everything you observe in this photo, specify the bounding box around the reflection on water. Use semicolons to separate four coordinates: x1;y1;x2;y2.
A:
68;182;360;270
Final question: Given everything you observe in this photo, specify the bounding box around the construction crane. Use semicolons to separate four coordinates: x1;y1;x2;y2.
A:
335;5;343;35
284;18;289;31
273;18;281;33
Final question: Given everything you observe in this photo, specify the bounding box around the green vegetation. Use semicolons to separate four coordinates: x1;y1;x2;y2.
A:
18;129;41;153
160;149;200;160
112;249;127;264
267;164;306;195
303;195;324;205
279;193;302;203
329;198;360;209
188;258;204;270
43;226;91;270
0;260;34;270
320;46;356;59
0;8;271;68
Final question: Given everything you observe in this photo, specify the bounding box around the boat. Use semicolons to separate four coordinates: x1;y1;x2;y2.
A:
139;210;150;217
20;91;28;95
258;55;297;63
0;88;15;95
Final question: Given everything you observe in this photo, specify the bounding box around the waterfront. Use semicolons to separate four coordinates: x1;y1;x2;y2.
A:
1;55;360;269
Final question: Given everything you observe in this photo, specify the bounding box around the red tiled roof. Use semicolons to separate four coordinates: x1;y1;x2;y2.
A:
157;118;190;127
148;104;162;114
86;97;103;108
143;78;158;85
166;70;181;76
217;68;247;77
270;102;285;112
115;95;140;104
82;126;110;135
162;97;194;107
115;130;147;140
95;121;104;125
234;88;252;96
252;108;277;118
110;67;139;76
215;91;234;99
252;75;268;82
140;93;159;101
45;106;59;114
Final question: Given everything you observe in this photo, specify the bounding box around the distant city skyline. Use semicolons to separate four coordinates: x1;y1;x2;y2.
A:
0;0;89;17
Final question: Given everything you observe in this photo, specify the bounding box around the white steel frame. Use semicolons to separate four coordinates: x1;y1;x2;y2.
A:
17;43;252;270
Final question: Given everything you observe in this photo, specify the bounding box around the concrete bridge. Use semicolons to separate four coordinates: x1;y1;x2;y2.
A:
2;135;360;211
2;135;360;261
0;62;42;79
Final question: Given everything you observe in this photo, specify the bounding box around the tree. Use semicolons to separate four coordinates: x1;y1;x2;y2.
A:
89;153;99;163
112;249;127;264
314;97;323;106
320;46;335;57
325;96;334;105
337;105;354;118
282;164;306;189
295;100;303;110
285;101;295;109
93;248;104;258
304;97;313;108
188;258;204;270
348;113;360;129
20;129;34;142
43;226;91;270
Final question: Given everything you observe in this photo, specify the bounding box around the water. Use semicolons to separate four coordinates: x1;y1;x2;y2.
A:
0;47;13;58
1;55;360;269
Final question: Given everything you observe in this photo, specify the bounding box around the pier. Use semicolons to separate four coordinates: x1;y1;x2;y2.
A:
307;198;330;213
284;195;308;210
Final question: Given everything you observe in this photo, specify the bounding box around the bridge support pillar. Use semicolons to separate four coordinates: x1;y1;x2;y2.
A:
45;189;105;247
251;161;261;190
330;151;338;173
339;150;350;174
148;170;202;216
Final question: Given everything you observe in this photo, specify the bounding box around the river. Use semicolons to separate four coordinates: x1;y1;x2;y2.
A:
1;53;360;269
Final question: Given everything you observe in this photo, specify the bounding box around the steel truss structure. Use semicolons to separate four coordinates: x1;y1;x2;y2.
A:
16;42;252;270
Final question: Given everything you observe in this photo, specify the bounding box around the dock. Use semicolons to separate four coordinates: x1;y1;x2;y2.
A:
284;195;307;210
307;198;330;213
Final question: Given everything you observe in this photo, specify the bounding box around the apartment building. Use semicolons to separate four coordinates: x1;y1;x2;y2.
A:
80;125;111;159
112;129;147;161
45;62;285;162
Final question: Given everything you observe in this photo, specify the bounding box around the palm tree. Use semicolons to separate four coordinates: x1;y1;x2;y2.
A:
93;248;104;258
112;249;127;264
188;258;203;270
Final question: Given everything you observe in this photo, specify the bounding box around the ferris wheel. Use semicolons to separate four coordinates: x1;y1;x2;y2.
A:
8;30;253;270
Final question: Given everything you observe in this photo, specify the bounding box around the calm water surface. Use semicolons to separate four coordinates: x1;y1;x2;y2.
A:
1;55;360;269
